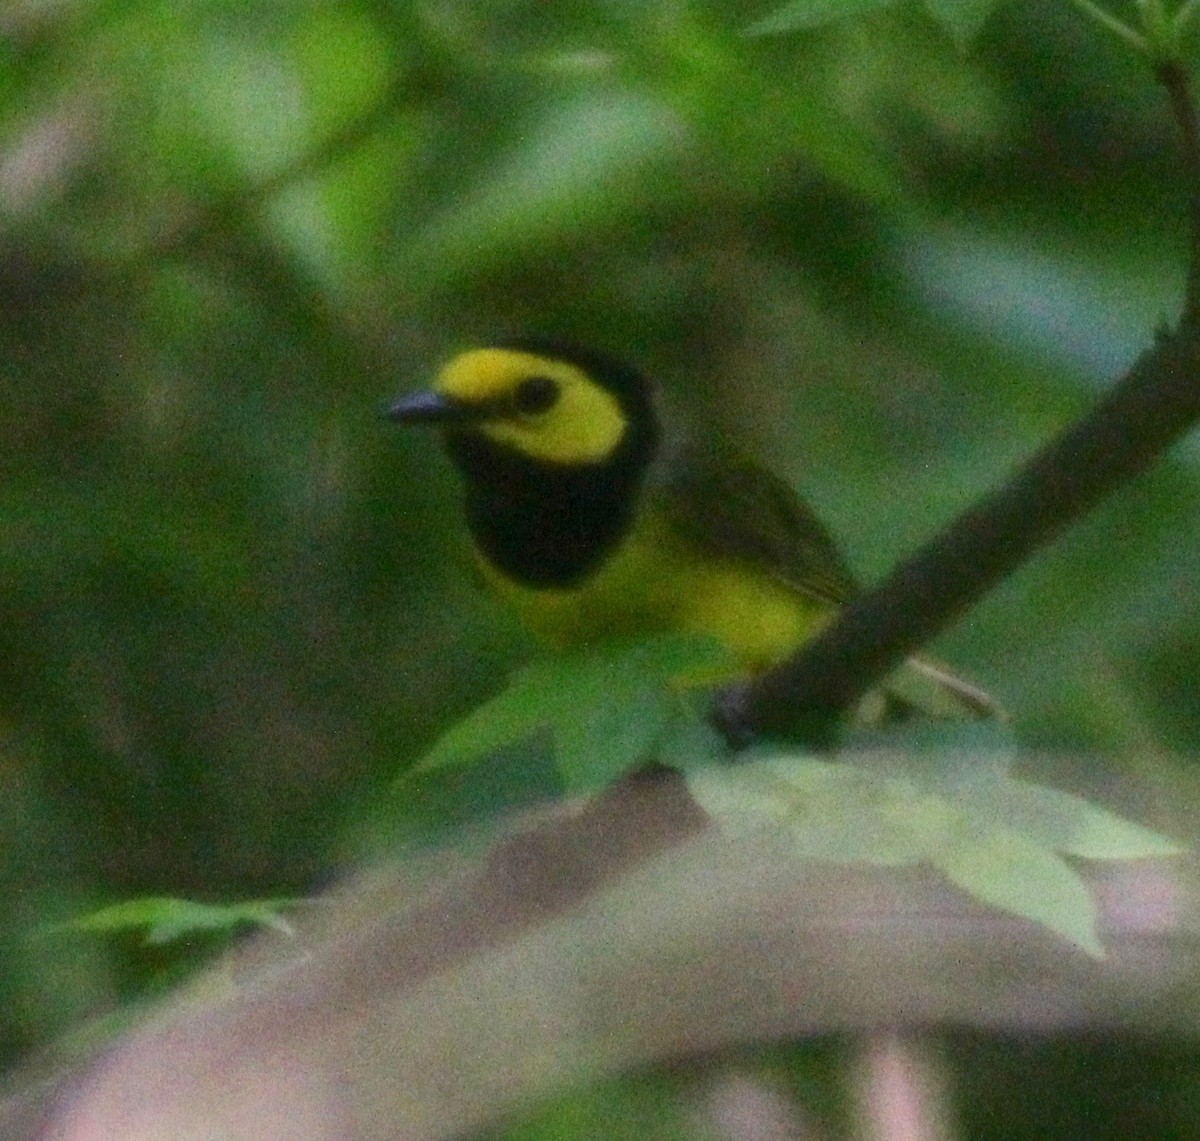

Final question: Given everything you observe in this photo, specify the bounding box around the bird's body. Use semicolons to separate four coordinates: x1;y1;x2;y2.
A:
473;450;836;671
391;339;996;720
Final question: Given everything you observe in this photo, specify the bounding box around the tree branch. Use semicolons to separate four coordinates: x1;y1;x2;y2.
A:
739;62;1200;737
18;763;1200;1141
742;328;1200;735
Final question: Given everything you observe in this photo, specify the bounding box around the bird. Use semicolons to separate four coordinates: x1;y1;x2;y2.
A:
388;337;998;724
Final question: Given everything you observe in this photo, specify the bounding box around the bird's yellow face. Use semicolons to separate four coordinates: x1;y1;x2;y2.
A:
433;348;628;465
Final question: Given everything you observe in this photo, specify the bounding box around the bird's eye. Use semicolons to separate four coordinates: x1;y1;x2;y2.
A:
513;376;560;415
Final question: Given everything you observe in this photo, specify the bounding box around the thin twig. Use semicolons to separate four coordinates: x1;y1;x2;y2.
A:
1065;0;1149;53
1156;59;1200;326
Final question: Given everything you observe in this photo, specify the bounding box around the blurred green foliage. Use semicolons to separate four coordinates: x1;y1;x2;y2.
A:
2;0;1199;1133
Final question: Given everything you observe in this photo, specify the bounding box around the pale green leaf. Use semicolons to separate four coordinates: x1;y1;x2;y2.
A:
848;746;1183;861
656;704;732;773
398;92;685;289
983;781;1185;860
689;755;934;864
935;828;1104;957
46;897;298;946
783;777;937;865
687;756;821;837
923;0;1002;47
691;749;1171;955
746;0;902;36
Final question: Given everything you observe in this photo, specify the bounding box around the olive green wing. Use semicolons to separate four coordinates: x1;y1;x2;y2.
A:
657;445;1002;721
657;443;859;606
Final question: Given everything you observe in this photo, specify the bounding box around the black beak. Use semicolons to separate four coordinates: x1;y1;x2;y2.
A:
386;390;479;426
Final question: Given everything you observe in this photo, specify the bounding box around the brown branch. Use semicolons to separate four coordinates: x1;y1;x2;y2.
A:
741;328;1200;736
738;62;1200;738
16;762;1200;1141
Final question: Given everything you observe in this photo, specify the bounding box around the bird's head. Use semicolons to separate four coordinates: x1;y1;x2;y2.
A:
389;339;659;467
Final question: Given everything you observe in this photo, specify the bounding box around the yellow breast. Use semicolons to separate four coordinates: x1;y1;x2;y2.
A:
476;511;834;678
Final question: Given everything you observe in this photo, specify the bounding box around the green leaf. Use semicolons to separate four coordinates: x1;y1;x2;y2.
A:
934;828;1104;957
689;755;933;863
398;92;685;289
409;659;568;776
745;0;901;37
655;701;731;773
689;749;1182;955
44;897;298;946
408;635;734;791
549;635;735;790
557;683;671;788
979;781;1185;860
923;0;1002;47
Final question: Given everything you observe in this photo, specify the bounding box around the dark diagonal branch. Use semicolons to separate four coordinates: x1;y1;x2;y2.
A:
741;61;1200;737
743;328;1200;734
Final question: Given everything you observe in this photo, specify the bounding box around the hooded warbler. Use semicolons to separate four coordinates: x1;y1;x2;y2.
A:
389;338;997;722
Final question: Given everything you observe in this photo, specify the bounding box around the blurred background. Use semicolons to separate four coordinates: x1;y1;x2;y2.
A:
2;0;1199;1135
